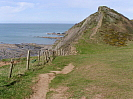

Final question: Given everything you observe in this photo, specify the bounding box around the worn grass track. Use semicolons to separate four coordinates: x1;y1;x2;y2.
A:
47;42;133;99
1;42;133;99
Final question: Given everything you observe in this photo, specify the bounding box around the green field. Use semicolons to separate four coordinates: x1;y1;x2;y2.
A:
1;41;133;98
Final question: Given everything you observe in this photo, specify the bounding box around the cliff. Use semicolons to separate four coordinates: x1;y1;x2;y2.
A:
53;6;133;54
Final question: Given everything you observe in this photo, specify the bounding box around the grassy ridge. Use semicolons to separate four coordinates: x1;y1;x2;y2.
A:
1;41;133;98
0;56;54;99
0;55;72;99
47;42;133;98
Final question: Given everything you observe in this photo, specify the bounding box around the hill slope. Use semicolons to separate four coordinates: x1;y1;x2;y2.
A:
47;42;133;99
54;6;133;53
1;6;133;99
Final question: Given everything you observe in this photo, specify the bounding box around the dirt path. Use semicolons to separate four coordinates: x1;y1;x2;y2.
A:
30;63;75;99
0;62;10;67
0;61;19;67
90;13;103;39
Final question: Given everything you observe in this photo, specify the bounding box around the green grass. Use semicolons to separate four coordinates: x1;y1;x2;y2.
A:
0;54;74;99
0;55;55;99
1;41;133;98
47;41;133;99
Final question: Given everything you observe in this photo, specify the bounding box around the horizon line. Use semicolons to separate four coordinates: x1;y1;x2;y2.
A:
0;22;75;24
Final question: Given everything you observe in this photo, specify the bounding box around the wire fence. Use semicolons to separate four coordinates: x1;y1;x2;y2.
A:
0;48;69;78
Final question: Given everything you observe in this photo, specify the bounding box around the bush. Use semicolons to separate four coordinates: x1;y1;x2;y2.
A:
100;28;131;46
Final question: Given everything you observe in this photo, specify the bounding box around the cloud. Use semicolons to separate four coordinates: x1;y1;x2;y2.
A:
0;2;34;13
0;0;132;23
16;2;34;12
63;0;124;9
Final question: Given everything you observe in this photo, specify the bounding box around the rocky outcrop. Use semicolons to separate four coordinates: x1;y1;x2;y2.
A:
36;36;62;39
0;43;51;60
53;6;133;53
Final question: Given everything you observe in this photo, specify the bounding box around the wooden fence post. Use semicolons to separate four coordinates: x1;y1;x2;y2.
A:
9;59;14;78
56;50;58;56
49;50;52;62
61;49;63;56
44;50;48;63
49;50;51;57
59;49;61;56
57;49;59;56
26;50;30;70
53;50;56;60
56;49;58;56
46;50;49;63
38;50;40;65
42;51;45;65
63;50;65;56
57;46;59;56
48;50;50;59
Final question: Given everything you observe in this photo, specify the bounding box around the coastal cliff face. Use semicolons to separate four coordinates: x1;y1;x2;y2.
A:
54;6;133;54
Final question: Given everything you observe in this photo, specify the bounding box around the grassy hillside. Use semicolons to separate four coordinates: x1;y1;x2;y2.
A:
47;42;133;98
1;6;133;99
1;41;133;99
54;6;133;53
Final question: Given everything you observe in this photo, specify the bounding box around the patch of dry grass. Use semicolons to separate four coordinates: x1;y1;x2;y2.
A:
48;42;133;99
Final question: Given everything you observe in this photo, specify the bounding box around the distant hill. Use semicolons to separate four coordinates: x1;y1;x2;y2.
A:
54;6;133;53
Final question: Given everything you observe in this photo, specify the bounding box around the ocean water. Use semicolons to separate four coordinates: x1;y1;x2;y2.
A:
0;23;74;45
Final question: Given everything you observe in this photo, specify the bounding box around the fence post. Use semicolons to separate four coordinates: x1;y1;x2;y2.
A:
56;50;58;56
61;49;63;56
26;50;30;70
49;50;52;62
57;49;59;56
38;50;40;65
44;50;48;63
42;51;45;65
59;49;61;56
56;49;58;56
45;50;49;63
48;50;50;60
53;50;56;60
8;59;14;78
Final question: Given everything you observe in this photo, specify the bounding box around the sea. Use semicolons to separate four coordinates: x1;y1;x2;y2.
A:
0;23;74;45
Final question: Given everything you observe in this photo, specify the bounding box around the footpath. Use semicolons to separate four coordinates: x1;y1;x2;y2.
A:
30;63;75;99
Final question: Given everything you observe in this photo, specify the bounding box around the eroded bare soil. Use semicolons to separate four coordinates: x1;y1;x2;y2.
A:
30;63;75;99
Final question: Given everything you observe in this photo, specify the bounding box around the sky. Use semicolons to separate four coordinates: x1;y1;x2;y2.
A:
0;0;133;23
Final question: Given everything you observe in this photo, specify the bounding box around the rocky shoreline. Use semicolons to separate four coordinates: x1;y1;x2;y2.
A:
35;32;65;39
47;32;66;36
0;43;52;60
36;36;62;39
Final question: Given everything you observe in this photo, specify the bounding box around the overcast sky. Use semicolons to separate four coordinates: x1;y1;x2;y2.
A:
0;0;133;23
